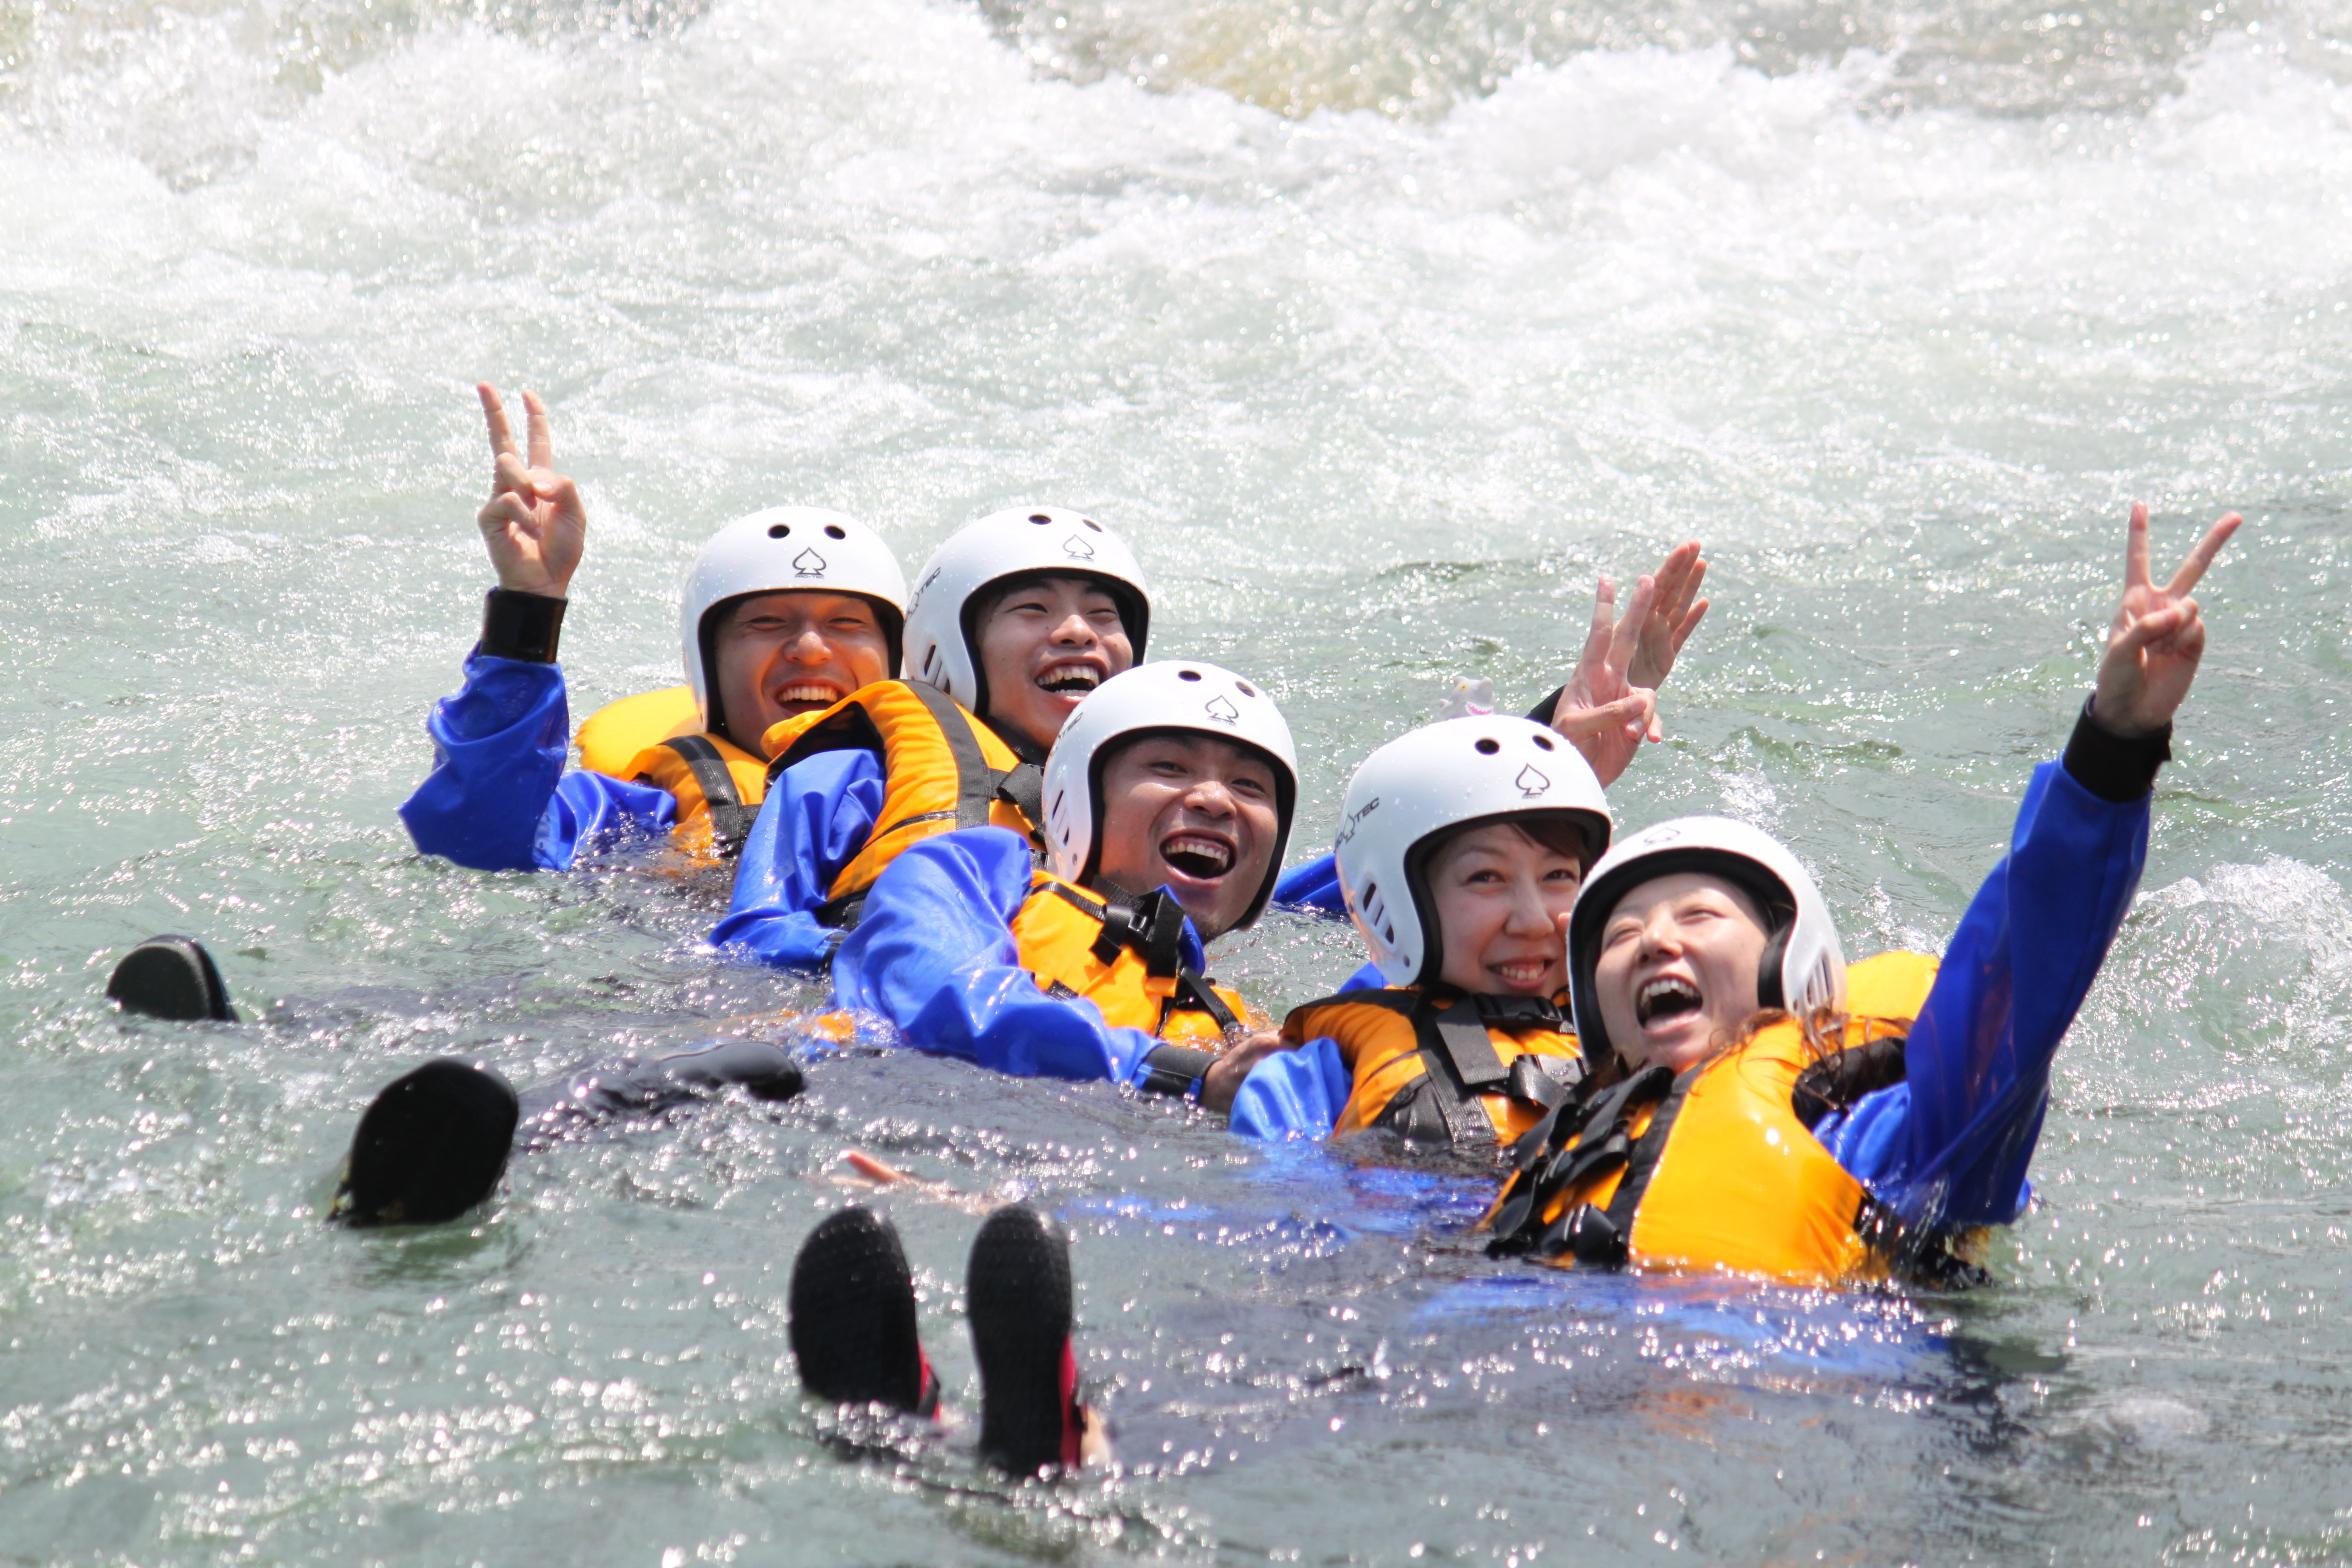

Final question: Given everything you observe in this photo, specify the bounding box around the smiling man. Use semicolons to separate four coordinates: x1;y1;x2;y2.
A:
400;385;907;870
800;662;1296;1094
711;505;1154;966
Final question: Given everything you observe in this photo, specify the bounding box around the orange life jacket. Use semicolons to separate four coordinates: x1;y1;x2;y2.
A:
1483;953;1985;1286
620;733;769;858
1285;987;1585;1148
1010;871;1258;1096
573;684;765;858
761;680;1044;926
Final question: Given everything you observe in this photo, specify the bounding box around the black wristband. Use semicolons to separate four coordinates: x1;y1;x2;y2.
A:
1137;1043;1219;1099
2062;696;2171;803
479;588;566;663
1526;684;1566;725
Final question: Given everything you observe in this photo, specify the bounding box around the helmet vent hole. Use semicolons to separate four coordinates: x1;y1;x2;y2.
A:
1082;517;1103;531
1532;734;1555;751
1382;925;1395;944
1236;680;1256;697
767;524;790;539
1028;513;1052;524
824;523;846;539
1474;737;1500;755
1177;668;1202;682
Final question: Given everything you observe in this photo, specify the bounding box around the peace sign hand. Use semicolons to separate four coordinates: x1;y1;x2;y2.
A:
475;383;586;598
1548;573;1661;787
2092;502;2240;738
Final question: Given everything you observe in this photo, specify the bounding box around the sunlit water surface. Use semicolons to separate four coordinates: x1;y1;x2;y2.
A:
5;0;2352;1560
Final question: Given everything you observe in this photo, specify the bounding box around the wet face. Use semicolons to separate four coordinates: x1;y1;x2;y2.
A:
710;591;891;752
1426;823;1587;997
1094;734;1281;940
973;575;1136;753
1591;871;1771;1073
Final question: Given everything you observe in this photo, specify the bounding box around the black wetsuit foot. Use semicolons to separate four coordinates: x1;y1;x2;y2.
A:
789;1207;937;1415
106;936;236;1022
332;1059;521;1228
968;1204;1080;1474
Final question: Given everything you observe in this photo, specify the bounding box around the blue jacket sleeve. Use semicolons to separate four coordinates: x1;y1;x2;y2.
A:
1273;853;1349;915
398;652;678;871
708;750;889;969
1818;756;2150;1229
1228;1036;1351;1141
826;829;1167;1086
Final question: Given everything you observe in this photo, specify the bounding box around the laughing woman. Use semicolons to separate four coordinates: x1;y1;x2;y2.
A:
1483;503;2240;1285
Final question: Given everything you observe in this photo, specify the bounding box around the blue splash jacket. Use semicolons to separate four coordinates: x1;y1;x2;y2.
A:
1234;727;2153;1234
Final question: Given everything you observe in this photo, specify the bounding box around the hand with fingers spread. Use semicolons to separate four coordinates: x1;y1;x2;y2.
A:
1547;574;1661;787
475;383;587;599
1625;540;1710;692
2092;502;2240;738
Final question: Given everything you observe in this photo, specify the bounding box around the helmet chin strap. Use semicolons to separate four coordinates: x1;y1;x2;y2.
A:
1756;926;1792;1011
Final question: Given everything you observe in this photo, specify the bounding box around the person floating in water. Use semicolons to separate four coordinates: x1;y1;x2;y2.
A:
400;384;908;869
713;504;1154;966
1480;503;2240;1285
1218;712;1613;1145
794;659;1299;1098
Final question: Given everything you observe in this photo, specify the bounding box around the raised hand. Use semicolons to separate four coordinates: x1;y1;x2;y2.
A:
475;383;586;598
2092;503;2240;738
1625;539;1709;691
1548;574;1661;788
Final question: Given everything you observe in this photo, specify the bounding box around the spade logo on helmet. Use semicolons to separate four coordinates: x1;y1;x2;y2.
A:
1061;534;1096;561
1203;695;1240;726
1514;764;1550;798
791;548;827;577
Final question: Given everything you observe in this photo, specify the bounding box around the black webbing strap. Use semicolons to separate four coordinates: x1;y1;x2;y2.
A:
1074;886;1185;977
991;760;1045;838
1575;1068;1698;1265
1400;1007;1509;1146
1486;1064;1676;1260
1791;1033;1909;1130
660;737;757;857
903;680;999;831
1171;968;1241;1035
1410;991;1579;1147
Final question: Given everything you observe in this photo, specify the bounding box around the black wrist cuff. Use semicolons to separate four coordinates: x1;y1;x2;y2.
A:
1137;1044;1219;1099
480;588;566;663
2062;697;2171;803
1525;685;1567;725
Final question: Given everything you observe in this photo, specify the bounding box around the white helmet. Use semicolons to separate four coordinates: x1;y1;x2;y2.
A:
1042;661;1297;930
1565;816;1847;1066
901;506;1151;719
678;507;908;739
1333;716;1612;988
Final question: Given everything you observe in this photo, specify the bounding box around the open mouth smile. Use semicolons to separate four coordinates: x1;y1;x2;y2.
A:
1158;831;1235;882
771;680;845;711
1035;659;1105;697
1635;975;1703;1028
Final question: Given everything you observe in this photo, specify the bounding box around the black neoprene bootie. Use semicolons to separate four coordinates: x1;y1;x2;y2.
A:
967;1204;1084;1474
789;1206;940;1415
106;936;236;1022
331;1059;522;1227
